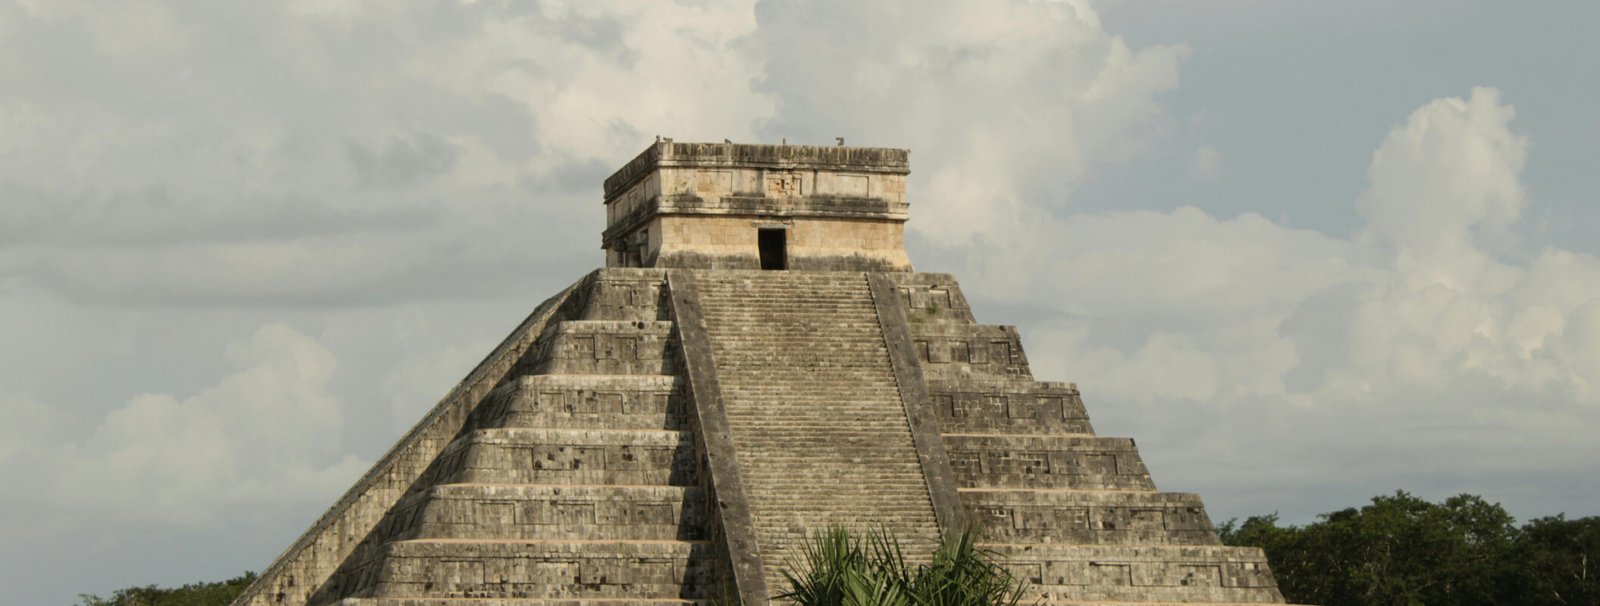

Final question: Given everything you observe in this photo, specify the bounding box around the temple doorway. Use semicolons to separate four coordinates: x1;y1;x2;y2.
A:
758;228;787;270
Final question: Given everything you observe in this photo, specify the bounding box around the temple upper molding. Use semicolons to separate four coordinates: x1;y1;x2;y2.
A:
602;141;910;198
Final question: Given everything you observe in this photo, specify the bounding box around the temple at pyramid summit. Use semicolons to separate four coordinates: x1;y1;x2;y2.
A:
232;141;1288;606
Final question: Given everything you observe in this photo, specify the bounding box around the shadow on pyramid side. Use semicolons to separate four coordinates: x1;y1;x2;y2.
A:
231;142;1291;606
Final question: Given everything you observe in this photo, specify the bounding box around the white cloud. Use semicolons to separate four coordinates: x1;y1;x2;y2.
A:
0;1;772;307
752;0;1189;244
0;4;781;598
3;2;1599;602
3;324;366;524
1357;88;1528;262
0;396;64;465
1003;87;1600;518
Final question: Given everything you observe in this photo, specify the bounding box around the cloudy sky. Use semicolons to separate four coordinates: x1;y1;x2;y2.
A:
3;1;1597;602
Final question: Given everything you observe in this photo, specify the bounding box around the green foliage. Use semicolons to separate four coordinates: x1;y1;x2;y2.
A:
1221;491;1599;606
76;572;255;606
1508;515;1600;605
777;526;1027;606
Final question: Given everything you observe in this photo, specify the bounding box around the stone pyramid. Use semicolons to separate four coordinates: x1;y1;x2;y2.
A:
231;142;1288;606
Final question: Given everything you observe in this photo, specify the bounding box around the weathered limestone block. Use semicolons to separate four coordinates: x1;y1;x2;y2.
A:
524;321;676;376
945;435;1154;491
365;540;715;600
928;378;1094;435
407;484;706;542
604;144;909;224
909;324;1032;380
649;216;913;271
426;429;696;487
988;545;1281;604
602;143;914;271
883;272;977;324
577;269;670;322
964;490;1219;546
471;375;686;432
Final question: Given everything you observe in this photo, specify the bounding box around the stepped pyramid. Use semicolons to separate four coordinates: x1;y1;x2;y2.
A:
232;142;1288;606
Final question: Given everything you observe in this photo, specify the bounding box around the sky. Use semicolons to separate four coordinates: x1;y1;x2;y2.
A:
2;1;1598;603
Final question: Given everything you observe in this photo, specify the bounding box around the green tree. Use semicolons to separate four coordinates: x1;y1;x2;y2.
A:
1508;515;1600;605
1221;491;1518;606
76;572;256;606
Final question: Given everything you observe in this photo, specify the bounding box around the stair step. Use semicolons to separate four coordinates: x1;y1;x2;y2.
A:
692;271;941;593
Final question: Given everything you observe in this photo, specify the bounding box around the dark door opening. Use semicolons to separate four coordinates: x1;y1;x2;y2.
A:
758;228;787;270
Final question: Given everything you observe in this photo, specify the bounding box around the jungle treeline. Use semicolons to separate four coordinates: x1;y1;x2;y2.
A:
76;492;1598;605
1220;491;1598;605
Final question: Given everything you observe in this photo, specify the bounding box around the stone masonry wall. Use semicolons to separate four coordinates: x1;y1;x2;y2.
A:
601;142;913;273
882;272;1288;605
648;215;911;271
233;269;731;606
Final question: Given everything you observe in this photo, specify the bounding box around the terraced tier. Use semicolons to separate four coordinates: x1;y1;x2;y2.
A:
398;484;705;542
879;272;1288;604
423;428;696;487
927;378;1095;435
524;321;677;376
353;540;714;600
962;490;1220;546
944;435;1155;492
275;271;730;606
988;544;1281;604
470;375;688;432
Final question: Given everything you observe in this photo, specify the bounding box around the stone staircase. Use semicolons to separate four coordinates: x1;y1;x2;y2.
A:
297;269;715;606
887;273;1285;605
693;271;942;594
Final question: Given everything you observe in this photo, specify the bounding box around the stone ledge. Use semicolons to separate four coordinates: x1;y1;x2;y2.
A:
605;142;909;199
474;375;686;432
945;435;1154;491
962;490;1219;546
364;539;715;600
987;544;1282;603
426;429;696;488
929;379;1094;435
525;322;677;376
